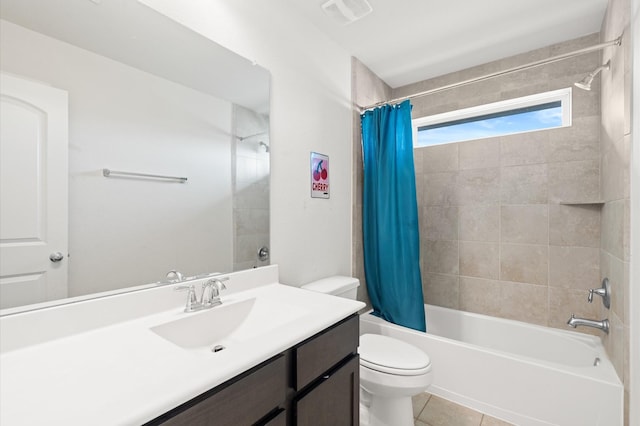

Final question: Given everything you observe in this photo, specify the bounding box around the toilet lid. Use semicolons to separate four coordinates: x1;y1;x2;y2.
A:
359;334;431;376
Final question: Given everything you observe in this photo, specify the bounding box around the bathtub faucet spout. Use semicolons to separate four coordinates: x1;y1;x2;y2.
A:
567;314;609;334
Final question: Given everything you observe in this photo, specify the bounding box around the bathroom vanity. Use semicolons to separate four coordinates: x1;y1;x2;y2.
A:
149;315;359;425
0;266;365;425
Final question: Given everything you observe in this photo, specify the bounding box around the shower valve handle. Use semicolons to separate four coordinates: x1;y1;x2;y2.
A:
587;278;611;309
587;288;601;303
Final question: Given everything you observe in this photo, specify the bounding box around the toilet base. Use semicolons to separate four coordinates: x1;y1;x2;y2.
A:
360;387;414;426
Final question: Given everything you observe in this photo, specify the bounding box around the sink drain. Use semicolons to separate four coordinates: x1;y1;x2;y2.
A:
212;344;225;353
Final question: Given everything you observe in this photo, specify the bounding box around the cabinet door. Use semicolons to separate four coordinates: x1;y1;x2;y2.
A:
295;355;359;426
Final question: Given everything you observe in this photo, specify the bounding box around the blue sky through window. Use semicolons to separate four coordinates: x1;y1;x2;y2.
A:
416;103;563;146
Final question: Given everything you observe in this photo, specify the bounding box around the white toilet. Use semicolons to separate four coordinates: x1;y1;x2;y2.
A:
301;276;433;426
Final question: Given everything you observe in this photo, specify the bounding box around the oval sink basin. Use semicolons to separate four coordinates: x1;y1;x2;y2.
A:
150;296;308;350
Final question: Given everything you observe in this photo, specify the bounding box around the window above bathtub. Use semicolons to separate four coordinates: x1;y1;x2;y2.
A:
412;88;572;147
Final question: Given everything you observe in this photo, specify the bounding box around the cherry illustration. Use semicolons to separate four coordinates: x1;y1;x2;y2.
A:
313;160;324;181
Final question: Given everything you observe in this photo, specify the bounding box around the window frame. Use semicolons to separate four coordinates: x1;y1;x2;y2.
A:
412;87;572;147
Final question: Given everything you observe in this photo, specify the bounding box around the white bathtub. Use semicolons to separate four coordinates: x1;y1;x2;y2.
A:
360;304;623;426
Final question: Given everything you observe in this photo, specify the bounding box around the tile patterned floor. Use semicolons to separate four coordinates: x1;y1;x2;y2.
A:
412;393;514;426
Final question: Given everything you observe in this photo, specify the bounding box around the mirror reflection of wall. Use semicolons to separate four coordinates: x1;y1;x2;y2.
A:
0;1;270;312
1;19;233;302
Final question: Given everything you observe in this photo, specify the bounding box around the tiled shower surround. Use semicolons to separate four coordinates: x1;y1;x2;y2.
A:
355;32;605;331
404;32;608;334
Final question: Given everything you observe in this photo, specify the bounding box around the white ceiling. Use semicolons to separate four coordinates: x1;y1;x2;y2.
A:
283;0;609;88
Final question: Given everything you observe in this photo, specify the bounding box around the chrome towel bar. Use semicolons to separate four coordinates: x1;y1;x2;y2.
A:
102;168;187;183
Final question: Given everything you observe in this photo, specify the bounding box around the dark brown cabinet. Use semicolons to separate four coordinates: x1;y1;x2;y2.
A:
294;355;359;426
292;314;359;426
146;314;359;426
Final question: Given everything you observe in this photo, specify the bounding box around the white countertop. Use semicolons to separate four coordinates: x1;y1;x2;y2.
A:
0;267;365;425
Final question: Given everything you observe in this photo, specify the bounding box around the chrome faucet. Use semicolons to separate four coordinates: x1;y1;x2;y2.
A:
174;277;228;312
567;314;609;334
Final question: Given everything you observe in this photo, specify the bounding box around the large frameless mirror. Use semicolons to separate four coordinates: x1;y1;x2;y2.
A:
0;0;270;314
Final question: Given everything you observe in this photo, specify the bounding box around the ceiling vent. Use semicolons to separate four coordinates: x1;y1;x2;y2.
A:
321;0;372;25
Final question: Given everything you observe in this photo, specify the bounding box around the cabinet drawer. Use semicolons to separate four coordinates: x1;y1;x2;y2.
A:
151;355;286;426
295;355;359;426
294;314;358;390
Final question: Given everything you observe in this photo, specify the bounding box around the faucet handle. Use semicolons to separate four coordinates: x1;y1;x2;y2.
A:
201;278;228;306
212;277;228;290
174;284;199;312
206;277;228;293
587;278;611;309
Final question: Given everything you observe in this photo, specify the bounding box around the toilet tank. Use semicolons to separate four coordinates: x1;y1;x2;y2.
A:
301;276;360;300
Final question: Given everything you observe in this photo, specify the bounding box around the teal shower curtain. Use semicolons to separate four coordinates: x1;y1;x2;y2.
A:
361;100;426;332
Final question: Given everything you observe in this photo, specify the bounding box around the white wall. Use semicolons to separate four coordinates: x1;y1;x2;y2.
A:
0;20;234;295
139;0;354;285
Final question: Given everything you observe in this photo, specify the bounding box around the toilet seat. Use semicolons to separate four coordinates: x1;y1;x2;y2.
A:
359;334;431;376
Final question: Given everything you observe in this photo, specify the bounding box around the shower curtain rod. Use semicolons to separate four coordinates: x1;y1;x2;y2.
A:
358;35;622;112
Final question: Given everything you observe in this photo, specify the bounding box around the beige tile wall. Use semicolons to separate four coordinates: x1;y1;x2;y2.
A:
599;0;632;422
404;34;605;336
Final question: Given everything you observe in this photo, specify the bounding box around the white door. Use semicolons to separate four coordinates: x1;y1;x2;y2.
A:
0;73;69;310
